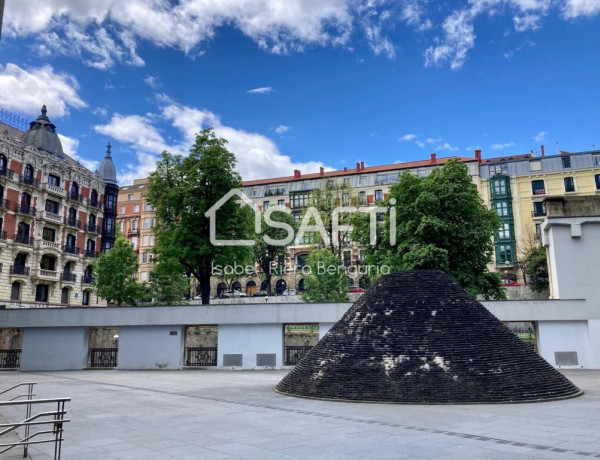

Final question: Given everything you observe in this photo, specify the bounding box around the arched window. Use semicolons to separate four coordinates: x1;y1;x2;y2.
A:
10;281;21;301
0;154;7;173
20;192;31;208
246;280;257;296
88;213;96;231
24;164;34;180
216;283;226;297
65;233;76;249
297;278;305;292
232;281;242;292
275;279;287;295
17;222;30;238
84;265;93;283
86;239;95;255
90;189;98;206
70;182;79;200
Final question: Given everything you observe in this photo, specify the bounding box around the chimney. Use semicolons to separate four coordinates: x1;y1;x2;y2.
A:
540;145;545;157
356;162;361;171
474;149;482;164
430;153;437;164
293;169;301;179
360;161;365;170
344;167;347;171
319;166;324;176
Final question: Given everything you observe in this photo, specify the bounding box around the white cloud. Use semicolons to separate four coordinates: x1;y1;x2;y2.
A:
533;131;548;141
491;141;516;150
247;86;274;94
92;107;108;117
562;0;600;18
513;13;543;31
57;133;100;171
94;98;332;183
399;134;418;141
275;125;290;134
435;142;460;152
400;0;433;31
0;63;86;117
144;76;161;90
425;9;476;70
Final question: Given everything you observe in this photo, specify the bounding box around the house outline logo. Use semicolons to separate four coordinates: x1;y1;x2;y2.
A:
204;189;261;246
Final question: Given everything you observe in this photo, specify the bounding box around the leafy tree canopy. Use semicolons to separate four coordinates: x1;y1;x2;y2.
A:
521;244;549;293
93;231;145;306
301;248;349;303
149;256;191;304
352;160;505;299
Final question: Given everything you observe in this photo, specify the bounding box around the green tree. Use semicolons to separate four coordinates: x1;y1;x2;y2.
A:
352;160;505;299
93;232;145;306
148;256;191;304
146;128;254;304
521;244;549;293
301;249;349;303
254;209;298;294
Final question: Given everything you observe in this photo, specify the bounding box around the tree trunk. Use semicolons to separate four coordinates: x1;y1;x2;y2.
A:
199;274;211;305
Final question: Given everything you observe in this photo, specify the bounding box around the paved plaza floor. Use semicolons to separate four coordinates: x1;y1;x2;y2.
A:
0;369;599;459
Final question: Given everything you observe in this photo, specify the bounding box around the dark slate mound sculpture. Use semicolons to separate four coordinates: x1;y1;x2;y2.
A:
276;271;581;403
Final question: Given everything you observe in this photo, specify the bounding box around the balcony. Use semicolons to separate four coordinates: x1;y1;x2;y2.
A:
17;205;36;217
69;192;86;205
89;200;104;210
19;175;40;187
0;199;10;210
37;268;58;280
0;231;6;240
128;228;139;235
82;275;95;284
86;223;99;234
43;182;66;197
10;265;30;276
41;210;63;224
64;218;82;229
63;245;80;255
84;250;99;258
532;207;547;218
0;168;14;180
40;239;60;249
61;273;77;282
14;234;35;246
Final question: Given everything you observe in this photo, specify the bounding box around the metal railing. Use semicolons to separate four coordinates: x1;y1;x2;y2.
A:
19;175;40;187
64;218;81;229
14;234;35;246
9;265;30;276
60;273;76;282
88;348;118;368
0;395;70;459
63;245;80;255
284;345;313;365
184;347;218;366
0;349;21;369
0;198;10;210
0;382;35;457
0;168;15;179
17;205;36;217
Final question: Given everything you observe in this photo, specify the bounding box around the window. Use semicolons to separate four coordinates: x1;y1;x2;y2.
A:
562;156;571;168
326;179;335;188
35;284;49;302
529;160;542;172
90;190;98;206
596;174;600;190
24;164;34;179
132;220;138;231
342;193;350;206
358;191;366;205
266;187;286;196
134;204;140;213
131;236;138;250
342;250;352;267
143;218;150;229
89;214;96;228
375;173;398;185
290;192;310;209
48;174;60;186
140;272;148;282
497;245;513;264
119;221;124;232
497;223;511;240
494;201;509;216
278;199;285;207
144;202;155;211
489;165;506;175
142;252;148;263
42;227;56;242
535;223;542;238
105;194;116;211
292;211;301;221
492;178;507;196
263;201;270;210
531;180;546;195
0;154;7;172
65;234;76;248
359;175;368;186
343;178;350;185
533;201;546;217
70;182;79;199
374;190;383;202
10;282;21;301
120;206;125;214
40;255;56;271
45;199;59;214
82;290;90;306
564;177;575;193
86;239;95;254
128;194;134;200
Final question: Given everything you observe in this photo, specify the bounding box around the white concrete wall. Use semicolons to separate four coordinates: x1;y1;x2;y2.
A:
537;321;590;368
319;323;335;339
20;327;88;371
117;326;184;370
217;324;283;369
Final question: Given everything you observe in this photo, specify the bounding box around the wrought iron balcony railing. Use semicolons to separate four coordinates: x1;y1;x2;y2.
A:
64;217;82;229
19;175;39;187
17;205;36;216
61;273;77;282
0;168;14;179
0;198;10;210
86;223;99;233
14;234;35;246
82;275;95;284
9;265;30;276
63;244;80;255
84;250;99;258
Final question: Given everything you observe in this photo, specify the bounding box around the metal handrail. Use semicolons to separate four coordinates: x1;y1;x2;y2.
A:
0;382;36;396
0;382;35;457
0;397;70;459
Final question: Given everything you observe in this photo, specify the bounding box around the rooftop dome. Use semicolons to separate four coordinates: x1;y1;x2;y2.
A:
99;142;117;185
276;271;581;404
20;105;64;157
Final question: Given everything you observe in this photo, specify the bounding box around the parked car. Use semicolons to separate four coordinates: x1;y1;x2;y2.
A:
193;294;214;300
282;289;297;296
253;290;269;297
502;281;522;287
221;290;247;298
349;287;366;293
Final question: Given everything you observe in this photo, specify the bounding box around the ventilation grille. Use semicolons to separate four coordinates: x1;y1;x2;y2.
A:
223;354;243;367
257;353;276;367
555;351;578;366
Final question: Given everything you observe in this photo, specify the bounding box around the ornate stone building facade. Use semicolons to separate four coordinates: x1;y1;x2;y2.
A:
0;107;117;307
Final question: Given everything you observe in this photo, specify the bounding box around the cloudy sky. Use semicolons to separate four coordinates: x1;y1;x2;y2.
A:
0;0;598;184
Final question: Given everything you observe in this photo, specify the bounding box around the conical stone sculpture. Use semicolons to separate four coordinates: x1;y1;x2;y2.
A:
276;271;581;403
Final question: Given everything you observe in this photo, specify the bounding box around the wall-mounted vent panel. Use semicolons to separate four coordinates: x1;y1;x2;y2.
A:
256;353;276;367
223;354;243;367
555;351;578;366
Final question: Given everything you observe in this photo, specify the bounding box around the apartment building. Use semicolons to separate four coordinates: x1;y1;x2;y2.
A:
0;106;118;307
116;178;156;283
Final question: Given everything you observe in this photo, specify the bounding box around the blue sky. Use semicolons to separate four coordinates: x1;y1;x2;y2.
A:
0;1;598;184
